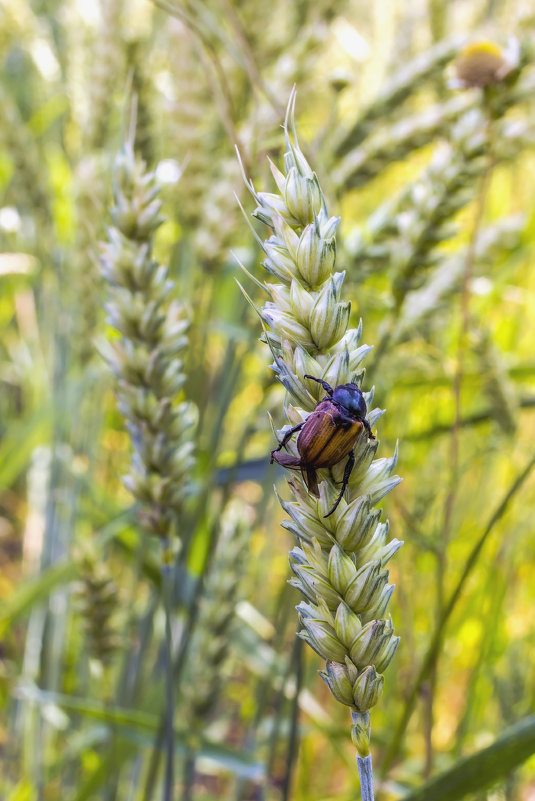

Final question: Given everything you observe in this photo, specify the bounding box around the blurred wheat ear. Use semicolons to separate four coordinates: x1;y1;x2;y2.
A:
100;105;198;800
99;108;197;554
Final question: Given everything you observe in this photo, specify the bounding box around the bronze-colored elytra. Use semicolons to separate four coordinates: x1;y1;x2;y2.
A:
271;375;375;517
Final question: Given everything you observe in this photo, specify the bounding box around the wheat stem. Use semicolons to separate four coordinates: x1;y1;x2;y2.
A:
357;757;374;801
351;711;374;800
162;561;175;801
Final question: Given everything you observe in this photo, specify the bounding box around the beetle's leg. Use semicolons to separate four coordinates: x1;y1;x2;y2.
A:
302;464;319;497
324;450;355;518
303;374;334;395
329;466;344;486
362;418;376;440
270;421;305;462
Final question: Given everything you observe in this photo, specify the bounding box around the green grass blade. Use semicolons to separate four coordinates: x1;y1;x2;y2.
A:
67;740;138;801
0;404;52;489
402;715;535;801
0;561;76;637
382;452;535;773
16;684;157;731
16;684;265;780
0;514;137;636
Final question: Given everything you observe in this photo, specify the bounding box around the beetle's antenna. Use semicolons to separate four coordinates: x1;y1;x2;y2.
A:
304;374;333;395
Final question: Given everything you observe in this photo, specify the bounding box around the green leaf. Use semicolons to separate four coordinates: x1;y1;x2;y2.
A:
383;454;535;772
0;561;76;637
6;781;37;801
68;740;137;801
402;716;535;801
17;685;265;783
17;684;157;730
192;741;264;781
0;514;136;636
0;404;52;489
28;94;69;136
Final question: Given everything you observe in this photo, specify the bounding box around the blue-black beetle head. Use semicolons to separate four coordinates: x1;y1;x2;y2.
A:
331;382;367;419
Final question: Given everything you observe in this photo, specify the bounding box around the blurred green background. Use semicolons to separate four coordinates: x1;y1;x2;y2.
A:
1;0;535;799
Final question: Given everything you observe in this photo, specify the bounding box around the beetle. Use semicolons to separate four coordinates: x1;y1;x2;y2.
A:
271;374;375;518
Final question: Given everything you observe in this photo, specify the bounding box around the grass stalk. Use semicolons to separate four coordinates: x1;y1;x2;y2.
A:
162;560;175;801
357;757;374;801
143;574;205;800
143;520;223;798
381;451;535;774
453;546;511;755
151;0;244;160
351;712;374;801
182;750;195;801
407;395;535;440
426;116;496;777
282;636;304;801
143;422;254;799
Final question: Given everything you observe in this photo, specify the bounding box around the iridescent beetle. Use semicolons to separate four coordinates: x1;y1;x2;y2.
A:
271;375;375;518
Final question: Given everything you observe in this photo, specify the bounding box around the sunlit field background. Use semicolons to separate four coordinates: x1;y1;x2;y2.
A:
1;0;535;800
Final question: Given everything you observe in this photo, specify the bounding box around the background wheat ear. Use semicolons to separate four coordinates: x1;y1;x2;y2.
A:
100;107;197;799
99;110;197;556
239;90;402;800
75;543;120;672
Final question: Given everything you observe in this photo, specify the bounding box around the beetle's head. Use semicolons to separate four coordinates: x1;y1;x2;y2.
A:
331;383;367;419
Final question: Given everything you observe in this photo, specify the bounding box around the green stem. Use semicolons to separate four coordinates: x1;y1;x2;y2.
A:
182;749;196;801
407;394;535;440
266;640;297;785
144;524;219;799
453;545;510;754
235;581;295;801
351;711;374;800
282;635;304;801
162;561;175;801
425;115;495;777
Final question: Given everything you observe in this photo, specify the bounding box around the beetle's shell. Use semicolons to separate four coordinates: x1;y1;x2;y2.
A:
297;400;363;468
